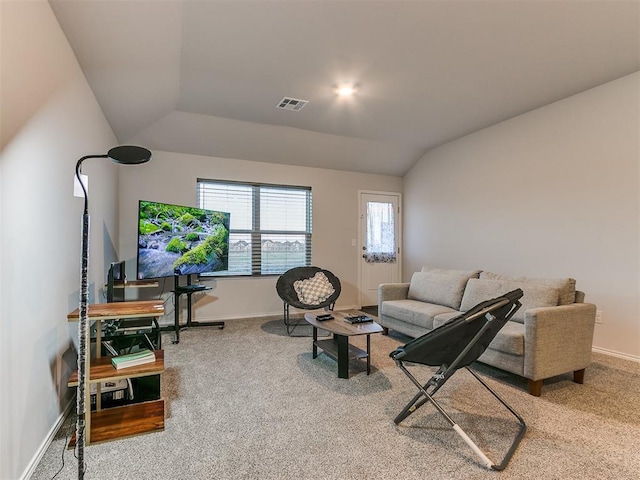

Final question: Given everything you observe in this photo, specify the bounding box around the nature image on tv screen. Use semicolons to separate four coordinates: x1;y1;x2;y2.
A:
137;200;230;279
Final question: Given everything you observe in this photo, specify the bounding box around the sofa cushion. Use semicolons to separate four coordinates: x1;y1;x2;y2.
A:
422;266;481;279
381;299;456;330
408;272;470;310
460;278;559;323
433;311;464;329
480;271;576;305
486;321;525;356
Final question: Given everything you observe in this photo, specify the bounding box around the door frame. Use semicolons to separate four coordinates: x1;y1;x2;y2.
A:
357;190;402;308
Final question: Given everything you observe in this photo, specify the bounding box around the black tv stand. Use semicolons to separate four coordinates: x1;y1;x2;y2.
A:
171;274;224;344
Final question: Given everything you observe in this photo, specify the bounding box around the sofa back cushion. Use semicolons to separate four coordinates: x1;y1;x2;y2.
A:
461;278;559;323
408;272;470;310
422;266;481;279
479;271;576;305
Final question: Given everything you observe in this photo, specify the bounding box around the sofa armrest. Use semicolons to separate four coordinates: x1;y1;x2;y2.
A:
378;283;410;309
523;302;597;381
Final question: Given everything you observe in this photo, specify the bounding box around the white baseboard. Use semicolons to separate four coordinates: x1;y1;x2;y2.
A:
592;346;640;363
168;305;362;324
21;398;74;480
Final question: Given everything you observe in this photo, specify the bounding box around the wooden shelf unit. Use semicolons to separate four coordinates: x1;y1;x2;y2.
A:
67;300;166;446
67;400;165;447
67;350;164;386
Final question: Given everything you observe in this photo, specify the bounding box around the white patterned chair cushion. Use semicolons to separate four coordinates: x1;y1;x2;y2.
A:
294;272;335;305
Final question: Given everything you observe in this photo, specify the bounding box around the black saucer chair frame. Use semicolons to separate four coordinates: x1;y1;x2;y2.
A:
276;266;342;336
390;289;527;471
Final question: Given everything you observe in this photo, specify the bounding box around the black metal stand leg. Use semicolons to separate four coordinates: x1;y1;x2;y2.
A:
183;292;225;330
336;334;349;379
366;334;371;375
312;327;318;358
168;274;224;344
172;294;181;344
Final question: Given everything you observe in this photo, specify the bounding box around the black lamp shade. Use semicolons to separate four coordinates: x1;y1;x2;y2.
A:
107;145;152;165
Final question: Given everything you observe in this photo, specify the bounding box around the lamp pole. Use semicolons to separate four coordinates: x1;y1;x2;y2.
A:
74;154;106;479
73;146;151;480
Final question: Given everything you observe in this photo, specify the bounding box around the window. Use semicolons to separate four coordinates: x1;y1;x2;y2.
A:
197;179;312;276
364;201;397;263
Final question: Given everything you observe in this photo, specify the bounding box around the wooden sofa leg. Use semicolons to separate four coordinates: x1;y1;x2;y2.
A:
573;368;586;384
382;327;389;335
528;379;543;397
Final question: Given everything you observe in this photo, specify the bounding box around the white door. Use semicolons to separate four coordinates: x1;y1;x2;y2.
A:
358;192;401;307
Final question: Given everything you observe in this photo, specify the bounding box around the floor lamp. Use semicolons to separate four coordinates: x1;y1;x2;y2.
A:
74;146;151;480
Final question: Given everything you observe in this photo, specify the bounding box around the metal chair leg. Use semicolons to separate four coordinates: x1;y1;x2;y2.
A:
394;362;526;471
282;302;330;337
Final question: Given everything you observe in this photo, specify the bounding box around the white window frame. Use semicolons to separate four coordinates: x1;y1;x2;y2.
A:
197;179;312;276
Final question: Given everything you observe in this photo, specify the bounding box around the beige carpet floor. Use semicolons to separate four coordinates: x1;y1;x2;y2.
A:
32;315;640;480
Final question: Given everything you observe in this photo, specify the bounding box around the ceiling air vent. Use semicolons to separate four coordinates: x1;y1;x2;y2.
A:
276;97;309;111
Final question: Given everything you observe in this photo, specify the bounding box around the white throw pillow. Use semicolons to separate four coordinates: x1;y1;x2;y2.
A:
294;272;335;305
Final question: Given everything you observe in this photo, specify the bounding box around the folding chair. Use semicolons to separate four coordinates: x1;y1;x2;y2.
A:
389;288;526;471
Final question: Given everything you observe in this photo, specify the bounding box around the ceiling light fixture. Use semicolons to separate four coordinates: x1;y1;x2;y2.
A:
336;84;356;97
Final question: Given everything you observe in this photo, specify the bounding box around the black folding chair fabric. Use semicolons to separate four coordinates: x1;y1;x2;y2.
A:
276;266;341;336
390;288;526;471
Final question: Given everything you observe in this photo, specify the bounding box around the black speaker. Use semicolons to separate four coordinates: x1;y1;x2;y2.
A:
107;261;126;302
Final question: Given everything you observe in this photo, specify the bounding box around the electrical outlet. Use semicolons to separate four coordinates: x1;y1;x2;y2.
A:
74;173;88;197
595;310;603;324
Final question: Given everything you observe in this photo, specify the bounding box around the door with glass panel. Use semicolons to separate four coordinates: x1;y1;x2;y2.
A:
359;192;401;307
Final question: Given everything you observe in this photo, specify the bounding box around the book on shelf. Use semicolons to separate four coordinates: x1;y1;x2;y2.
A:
111;349;156;369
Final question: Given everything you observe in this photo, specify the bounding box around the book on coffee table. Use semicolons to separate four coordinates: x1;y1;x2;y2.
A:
343;314;373;324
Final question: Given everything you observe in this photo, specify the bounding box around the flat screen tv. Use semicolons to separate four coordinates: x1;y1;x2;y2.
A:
136;200;230;279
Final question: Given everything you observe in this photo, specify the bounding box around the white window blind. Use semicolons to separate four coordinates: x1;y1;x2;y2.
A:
197;179;312;275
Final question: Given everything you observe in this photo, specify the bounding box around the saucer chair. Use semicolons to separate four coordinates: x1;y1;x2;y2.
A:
390;288;526;471
276;266;341;336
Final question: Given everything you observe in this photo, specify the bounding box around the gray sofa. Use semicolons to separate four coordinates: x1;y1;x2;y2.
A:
378;266;597;396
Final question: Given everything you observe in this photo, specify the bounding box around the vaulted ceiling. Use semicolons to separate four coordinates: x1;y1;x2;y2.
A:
49;0;640;176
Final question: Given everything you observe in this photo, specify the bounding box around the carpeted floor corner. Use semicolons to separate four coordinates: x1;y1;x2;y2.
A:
32;316;640;480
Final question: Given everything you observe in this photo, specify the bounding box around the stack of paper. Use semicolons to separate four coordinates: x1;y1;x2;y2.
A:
111;349;156;370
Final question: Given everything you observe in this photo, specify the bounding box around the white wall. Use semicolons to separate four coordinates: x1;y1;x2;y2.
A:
404;72;640;359
117;151;402;322
0;2;120;479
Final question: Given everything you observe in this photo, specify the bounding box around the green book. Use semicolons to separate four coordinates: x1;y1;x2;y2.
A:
111;349;155;369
